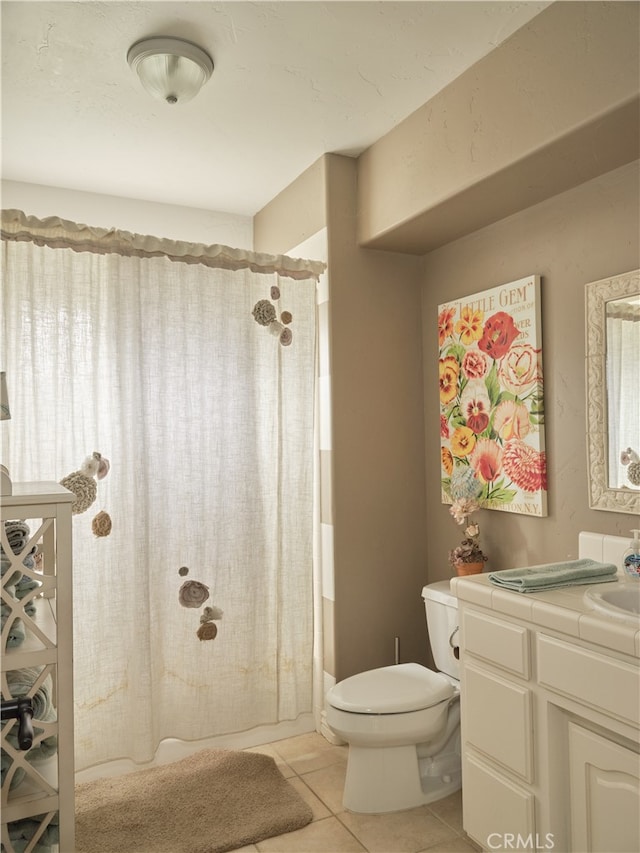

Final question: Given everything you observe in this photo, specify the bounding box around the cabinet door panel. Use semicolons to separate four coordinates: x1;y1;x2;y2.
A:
463;751;536;850
568;722;640;853
463;663;533;781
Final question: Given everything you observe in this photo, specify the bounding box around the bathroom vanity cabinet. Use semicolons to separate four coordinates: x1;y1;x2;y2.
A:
451;574;640;853
1;483;75;853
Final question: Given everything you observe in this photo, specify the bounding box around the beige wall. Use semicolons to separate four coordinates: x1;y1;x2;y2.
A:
1;180;254;248
254;1;640;684
422;160;640;584
253;157;326;255
358;0;639;254
256;156;428;681
324;156;427;680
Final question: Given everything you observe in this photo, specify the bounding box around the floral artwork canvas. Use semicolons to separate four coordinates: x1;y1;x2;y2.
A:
438;275;547;517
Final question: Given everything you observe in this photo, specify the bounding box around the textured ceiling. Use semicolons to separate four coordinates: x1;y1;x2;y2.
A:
1;1;550;216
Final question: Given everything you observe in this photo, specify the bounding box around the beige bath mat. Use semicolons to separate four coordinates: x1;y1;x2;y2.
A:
75;748;313;853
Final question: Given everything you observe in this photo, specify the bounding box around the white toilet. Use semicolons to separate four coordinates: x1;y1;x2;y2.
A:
325;580;461;814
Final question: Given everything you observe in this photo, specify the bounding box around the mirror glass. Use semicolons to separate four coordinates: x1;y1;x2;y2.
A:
606;294;640;490
586;270;640;513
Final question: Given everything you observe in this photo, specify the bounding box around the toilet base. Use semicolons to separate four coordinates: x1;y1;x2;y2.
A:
342;742;461;814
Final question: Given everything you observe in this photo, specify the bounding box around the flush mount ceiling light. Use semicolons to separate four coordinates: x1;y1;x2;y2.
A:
127;37;214;105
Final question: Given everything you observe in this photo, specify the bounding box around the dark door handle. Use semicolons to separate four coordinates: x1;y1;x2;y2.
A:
1;697;35;750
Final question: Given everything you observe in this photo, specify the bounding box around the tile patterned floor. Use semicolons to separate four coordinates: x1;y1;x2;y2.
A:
234;733;481;853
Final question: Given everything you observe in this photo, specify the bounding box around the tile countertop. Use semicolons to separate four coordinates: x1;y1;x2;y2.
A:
450;572;640;660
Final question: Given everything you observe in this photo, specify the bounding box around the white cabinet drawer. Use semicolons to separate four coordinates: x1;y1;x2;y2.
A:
463;751;536;850
463;662;534;782
462;608;530;678
537;634;640;726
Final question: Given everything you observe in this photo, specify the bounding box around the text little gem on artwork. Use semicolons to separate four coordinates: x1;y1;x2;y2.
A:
438;275;547;518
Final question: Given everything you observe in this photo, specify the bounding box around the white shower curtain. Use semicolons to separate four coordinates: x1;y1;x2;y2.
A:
1;212;320;770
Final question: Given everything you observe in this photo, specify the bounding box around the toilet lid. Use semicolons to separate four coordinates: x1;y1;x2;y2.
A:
328;662;454;714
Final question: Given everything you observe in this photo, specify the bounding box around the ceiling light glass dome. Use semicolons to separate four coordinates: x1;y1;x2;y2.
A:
127;37;214;105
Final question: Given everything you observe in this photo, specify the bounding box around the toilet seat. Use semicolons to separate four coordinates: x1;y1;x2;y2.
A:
327;662;453;714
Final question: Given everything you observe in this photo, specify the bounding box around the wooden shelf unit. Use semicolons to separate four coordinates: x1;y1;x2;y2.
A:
1;483;74;853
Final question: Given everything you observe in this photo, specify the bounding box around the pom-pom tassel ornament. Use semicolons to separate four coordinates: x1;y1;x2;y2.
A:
178;580;210;608
59;470;96;514
176;567;222;641
620;447;640;487
91;510;112;537
197;622;218;641
252;294;294;347
60;452;110;515
197;605;223;641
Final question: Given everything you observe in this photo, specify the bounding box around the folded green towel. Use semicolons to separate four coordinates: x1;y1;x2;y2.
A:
14;573;41;599
488;558;617;593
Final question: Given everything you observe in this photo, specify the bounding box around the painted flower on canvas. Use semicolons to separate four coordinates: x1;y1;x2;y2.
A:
438;277;547;516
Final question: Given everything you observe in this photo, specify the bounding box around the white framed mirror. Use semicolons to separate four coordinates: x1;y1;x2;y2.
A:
585;268;640;513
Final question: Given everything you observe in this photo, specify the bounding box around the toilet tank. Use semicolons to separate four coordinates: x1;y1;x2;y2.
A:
422;581;460;680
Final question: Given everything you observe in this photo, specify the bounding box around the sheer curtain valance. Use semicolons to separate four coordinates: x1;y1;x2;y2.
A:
1;208;326;281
